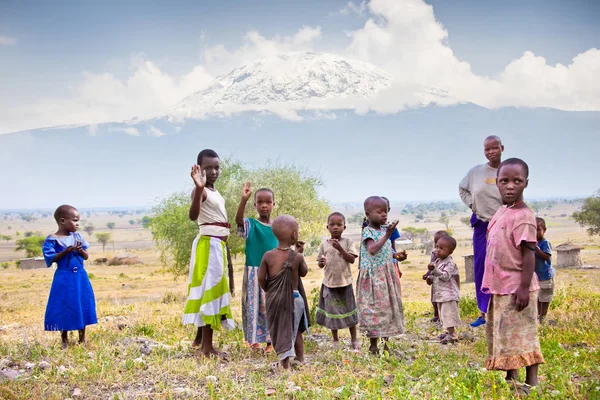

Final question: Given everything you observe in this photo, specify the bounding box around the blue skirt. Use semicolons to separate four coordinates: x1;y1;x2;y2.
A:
44;268;97;331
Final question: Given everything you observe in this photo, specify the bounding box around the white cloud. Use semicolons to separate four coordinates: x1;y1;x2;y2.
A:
1;0;598;133
339;1;367;16
0;35;17;46
202;26;321;75
0;54;214;133
344;0;600;113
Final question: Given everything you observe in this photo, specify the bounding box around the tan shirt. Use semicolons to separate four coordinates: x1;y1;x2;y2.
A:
317;237;358;288
431;255;460;303
459;163;503;222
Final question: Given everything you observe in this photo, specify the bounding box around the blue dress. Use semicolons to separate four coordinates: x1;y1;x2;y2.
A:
43;232;97;331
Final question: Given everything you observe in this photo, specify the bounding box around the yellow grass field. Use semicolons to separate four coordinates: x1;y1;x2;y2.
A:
1;204;599;399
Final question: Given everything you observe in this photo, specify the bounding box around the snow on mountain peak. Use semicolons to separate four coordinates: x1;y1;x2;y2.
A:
172;52;394;118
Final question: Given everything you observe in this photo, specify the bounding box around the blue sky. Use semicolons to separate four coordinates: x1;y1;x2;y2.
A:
1;0;598;115
0;0;598;208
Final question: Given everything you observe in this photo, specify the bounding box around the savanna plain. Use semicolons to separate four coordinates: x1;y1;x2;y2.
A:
1;203;599;399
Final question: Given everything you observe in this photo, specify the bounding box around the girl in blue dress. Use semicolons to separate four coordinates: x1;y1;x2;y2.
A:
43;205;97;348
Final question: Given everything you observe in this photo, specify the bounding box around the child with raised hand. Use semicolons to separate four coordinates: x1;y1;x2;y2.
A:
183;149;234;359
482;158;544;394
428;235;461;344
534;217;554;323
236;181;277;352
43;205;97;349
258;215;310;369
357;196;405;355
316;212;360;350
423;230;449;323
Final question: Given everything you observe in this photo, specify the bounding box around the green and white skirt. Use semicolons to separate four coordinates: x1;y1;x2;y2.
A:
182;235;235;330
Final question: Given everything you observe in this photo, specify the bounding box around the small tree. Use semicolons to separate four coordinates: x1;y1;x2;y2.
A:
141;216;152;228
348;213;364;226
106;222;116;230
439;214;451;230
83;224;95;238
148;159;330;277
96;232;112;252
460;216;472;227
0;234;11;243
15;236;45;257
129;220;135;225
572;191;600;236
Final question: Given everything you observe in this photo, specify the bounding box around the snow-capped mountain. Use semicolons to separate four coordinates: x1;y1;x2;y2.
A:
172;52;395;118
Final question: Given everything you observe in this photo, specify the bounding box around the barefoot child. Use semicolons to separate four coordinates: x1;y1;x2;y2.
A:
258;215;310;369
428;235;461;343
183;149;235;358
535;217;554;323
423;230;449;322
316;212;360;350
43;205;97;348
482;158;544;393
236;182;277;351
357;196;405;354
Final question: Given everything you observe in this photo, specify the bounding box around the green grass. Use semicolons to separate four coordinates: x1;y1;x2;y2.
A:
1;287;599;399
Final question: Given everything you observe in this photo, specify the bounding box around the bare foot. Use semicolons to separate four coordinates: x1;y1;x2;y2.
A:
369;345;378;355
264;344;273;354
61;341;68;350
200;348;229;361
351;340;361;351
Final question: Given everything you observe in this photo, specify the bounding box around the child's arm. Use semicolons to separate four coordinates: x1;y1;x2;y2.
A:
513;240;536;311
430;262;452;282
258;255;268;291
76;242;89;260
51;246;77;263
298;254;308;277
365;222;398;255
390;228;400;253
188;165;207;221
317;243;326;268
535;244;551;261
330;239;356;263
235;182;252;227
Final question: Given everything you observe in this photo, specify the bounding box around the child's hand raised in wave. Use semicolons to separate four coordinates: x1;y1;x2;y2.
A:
386;221;399;237
190;165;206;189
241;181;252;200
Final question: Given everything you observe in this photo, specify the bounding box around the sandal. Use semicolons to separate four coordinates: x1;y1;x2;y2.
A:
440;335;458;345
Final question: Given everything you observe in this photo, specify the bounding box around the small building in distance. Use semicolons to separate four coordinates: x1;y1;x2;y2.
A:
555;242;584;268
19;257;47;270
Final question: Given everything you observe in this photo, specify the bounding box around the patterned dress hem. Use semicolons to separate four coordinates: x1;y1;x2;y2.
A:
485;351;545;371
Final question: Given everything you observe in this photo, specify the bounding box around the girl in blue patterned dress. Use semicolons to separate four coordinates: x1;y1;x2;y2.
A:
43;205;97;348
356;196;405;354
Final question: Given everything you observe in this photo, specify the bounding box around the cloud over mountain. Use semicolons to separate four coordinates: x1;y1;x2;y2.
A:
1;0;598;134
